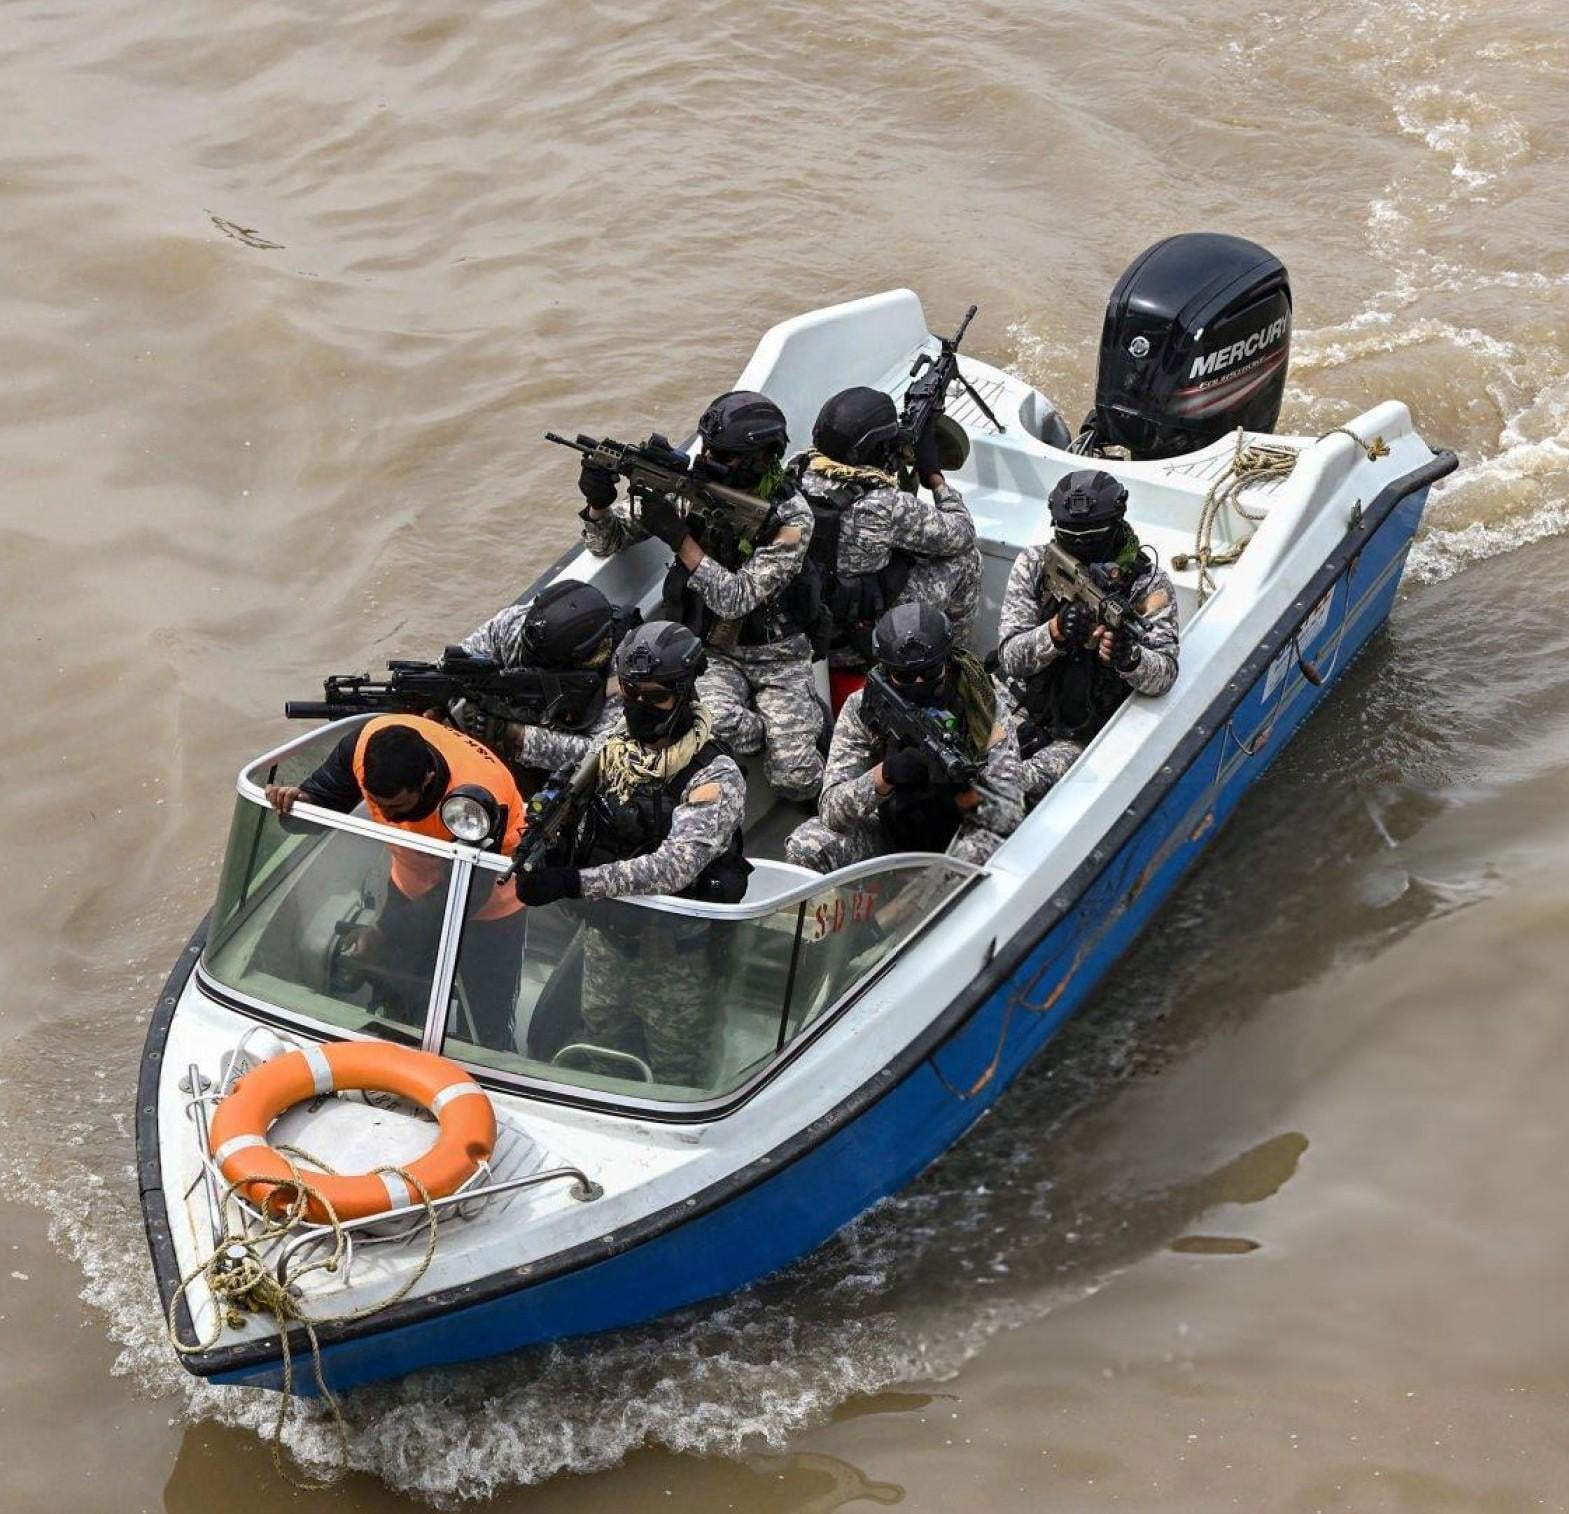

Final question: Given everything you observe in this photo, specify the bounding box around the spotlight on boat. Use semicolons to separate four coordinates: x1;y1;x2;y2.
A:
439;785;505;847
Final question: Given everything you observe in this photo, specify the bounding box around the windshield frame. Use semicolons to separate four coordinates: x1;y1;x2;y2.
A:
212;719;988;1116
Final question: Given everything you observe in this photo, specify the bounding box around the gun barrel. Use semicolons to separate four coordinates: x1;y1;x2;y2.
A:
284;701;366;720
545;431;587;451
950;304;978;347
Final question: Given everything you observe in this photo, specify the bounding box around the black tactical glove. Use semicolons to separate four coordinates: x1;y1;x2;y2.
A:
1053;601;1092;650
1015;718;1045;758
514;865;582;907
1110;623;1142;674
913;417;943;482
638;492;691;552
578;461;617;510
882;745;937;790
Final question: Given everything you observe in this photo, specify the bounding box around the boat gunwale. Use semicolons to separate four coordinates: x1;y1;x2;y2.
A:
137;446;1459;1379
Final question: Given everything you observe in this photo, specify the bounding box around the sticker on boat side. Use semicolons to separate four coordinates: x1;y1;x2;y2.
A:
807;885;883;941
1299;587;1334;649
1262;588;1334;700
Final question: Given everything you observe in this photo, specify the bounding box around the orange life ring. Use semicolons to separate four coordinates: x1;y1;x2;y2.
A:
208;1042;497;1222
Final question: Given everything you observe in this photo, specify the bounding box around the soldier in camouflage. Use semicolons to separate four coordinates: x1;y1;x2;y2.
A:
788;387;982;670
787;604;1023;874
997;469;1180;805
456;578;637;776
514;621;749;1089
578;390;825;803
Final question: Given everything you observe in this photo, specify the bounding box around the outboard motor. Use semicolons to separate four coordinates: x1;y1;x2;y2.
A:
1084;233;1291;460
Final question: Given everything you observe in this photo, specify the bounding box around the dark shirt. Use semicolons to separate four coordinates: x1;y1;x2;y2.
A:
298;731;363;812
299;730;450;814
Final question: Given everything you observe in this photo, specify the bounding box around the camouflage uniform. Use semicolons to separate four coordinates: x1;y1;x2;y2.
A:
791;457;983;669
996;544;1180;803
573;731;747;1088
785;687;1023;873
460;600;623;770
582;491;824;801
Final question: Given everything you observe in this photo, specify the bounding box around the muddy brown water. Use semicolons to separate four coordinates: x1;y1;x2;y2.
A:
2;0;1568;1508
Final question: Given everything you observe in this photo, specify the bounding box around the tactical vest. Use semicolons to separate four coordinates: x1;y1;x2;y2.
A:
660;494;822;650
352;715;525;919
1014;553;1154;747
568;739;751;904
859;708;968;856
790;458;911;659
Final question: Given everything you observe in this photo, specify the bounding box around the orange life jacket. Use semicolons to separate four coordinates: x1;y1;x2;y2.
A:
352;715;524;920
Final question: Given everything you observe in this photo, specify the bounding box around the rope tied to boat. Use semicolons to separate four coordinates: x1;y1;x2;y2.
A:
166;1147;439;1490
1172;425;1391;602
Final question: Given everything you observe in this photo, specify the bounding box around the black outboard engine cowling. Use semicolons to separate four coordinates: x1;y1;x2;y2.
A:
1087;233;1291;460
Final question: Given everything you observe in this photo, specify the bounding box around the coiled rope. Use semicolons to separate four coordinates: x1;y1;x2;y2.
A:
167;1146;439;1490
1172;426;1391;603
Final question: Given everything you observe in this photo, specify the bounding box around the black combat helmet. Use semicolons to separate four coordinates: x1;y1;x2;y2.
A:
613;618;706;689
696;390;789;486
613;619;707;743
812;387;902;469
872;601;954;687
1048;469;1128;563
520;579;616;669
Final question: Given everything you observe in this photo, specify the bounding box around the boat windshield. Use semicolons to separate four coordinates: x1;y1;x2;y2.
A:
203;722;977;1106
203;796;454;1044
441;854;971;1102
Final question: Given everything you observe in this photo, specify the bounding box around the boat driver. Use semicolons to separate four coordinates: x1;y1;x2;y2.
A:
512;620;749;1089
265;715;526;1043
577;390;828;804
996;469;1180;806
785;603;1023;873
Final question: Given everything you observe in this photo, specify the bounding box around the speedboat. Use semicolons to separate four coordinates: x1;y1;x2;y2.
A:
138;234;1457;1394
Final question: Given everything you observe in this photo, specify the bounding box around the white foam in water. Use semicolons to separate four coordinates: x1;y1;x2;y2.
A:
0;1047;1112;1505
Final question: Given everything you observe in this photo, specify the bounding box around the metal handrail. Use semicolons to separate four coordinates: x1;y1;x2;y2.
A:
182;1067;226;1250
270;1164;604;1285
233;717;989;918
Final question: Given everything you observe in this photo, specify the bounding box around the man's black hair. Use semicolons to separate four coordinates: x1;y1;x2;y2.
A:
362;724;435;799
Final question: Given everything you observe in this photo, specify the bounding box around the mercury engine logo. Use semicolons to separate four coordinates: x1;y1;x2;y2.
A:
1187;316;1289;380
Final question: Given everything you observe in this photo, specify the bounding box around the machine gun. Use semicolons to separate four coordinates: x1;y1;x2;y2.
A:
899;305;1006;474
285;647;606;730
860;667;984;791
507;751;601;878
548;430;776;537
1038;540;1154;637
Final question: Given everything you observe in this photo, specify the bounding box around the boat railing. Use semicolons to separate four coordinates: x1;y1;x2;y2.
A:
237;717;987;917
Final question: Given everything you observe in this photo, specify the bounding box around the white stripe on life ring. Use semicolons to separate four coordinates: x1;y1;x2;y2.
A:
430;1081;485;1115
378;1171;413;1210
214;1133;269;1165
301;1044;334;1096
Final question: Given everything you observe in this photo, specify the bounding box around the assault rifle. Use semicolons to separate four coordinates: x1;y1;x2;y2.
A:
548;430;775;537
507;750;600;878
861;667;983;791
285;647;605;729
1038;541;1153;637
900;305;1006;455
